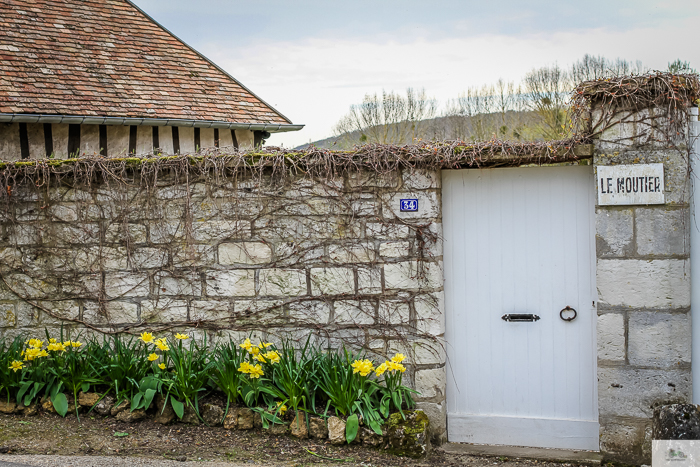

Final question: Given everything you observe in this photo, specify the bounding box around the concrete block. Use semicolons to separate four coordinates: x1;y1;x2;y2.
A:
219;242;272;265
384;261;442;291
597;259;689;308
414;292;445;336
598;367;691;418
141;299;188;323
415;367;446;399
310;268;354;295
334;300;375;325
596;208;634;257
206;270;255;297
597;313;626;361
379;241;411;258
259;269;307;296
636;208;688;256
628;312;690;367
104;272;150;298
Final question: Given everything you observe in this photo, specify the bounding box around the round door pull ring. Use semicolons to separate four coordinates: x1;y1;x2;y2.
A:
560;306;577;322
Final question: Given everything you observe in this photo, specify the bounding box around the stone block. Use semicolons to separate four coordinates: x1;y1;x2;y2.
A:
597;259;689;308
83;301;139;325
38;300;81;324
234;299;284;324
357;268;382;294
403;169;441;190
61;273;102;297
310;268;354;295
219;242;272;265
598;313;626;361
6;274;57;298
334;300;375;325
348;170;400;188
379;241;411;258
350;200;378;216
105;272;149;298
141;299;188;323
172;244;216;267
49;204;78;222
105;223;148;244
653;404;700;440
412;339;446;365
366;222;410;239
192;220;251;243
598;367;691;418
51;223;100;245
596;208;634;257
628;312;691;367
378;300;410;325
414;292;445;336
381;191;440;220
131;247;169;269
189;300;231;322
328;243;375;263
6;224;42;245
149;221;183;243
288;300;331;325
259;269;307;296
415;368;446;400
154;271;201;296
384;261;442;291
0;247;23;269
206;270;255;297
599;419;651;465
414;402;446;441
0;302;16;327
636;208;688;256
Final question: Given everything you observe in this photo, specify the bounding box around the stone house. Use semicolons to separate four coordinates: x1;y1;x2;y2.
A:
0;0;302;160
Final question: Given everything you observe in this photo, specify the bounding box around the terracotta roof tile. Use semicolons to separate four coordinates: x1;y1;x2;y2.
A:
0;0;291;124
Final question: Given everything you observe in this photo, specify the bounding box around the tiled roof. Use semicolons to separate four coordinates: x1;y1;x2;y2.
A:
0;0;291;125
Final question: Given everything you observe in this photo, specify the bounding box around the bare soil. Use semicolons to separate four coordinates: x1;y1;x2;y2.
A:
0;413;592;467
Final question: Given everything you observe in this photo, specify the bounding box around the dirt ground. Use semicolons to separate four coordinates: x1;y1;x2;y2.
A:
0;413;597;467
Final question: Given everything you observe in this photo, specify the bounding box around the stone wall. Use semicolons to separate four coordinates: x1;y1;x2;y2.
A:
594;107;692;464
0;166;447;440
0;123;255;160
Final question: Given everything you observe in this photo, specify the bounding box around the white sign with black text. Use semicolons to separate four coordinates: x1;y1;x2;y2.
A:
597;163;665;205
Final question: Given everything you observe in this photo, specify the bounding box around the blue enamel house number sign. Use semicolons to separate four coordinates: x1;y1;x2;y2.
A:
400;199;418;212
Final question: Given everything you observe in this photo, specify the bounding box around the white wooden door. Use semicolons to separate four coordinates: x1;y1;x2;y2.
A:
443;166;598;450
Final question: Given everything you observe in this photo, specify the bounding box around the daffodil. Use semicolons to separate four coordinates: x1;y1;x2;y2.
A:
375;362;388;377
238;361;252;374
23;348;42;361
38;350;48;358
253;353;266;363
155;338;169;351
49;338;57;344
148;353;159;362
47;342;67;352
27;339;43;349
9;360;23;372
239;338;252;352
140;332;154;343
387;361;406;373
70;341;82;348
158;363;166;370
174;333;189;340
248;364;264;379
263;351;280;364
351;359;374;377
276;401;287;415
391;353;406;363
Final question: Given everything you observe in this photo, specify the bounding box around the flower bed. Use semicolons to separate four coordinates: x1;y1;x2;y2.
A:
0;331;419;446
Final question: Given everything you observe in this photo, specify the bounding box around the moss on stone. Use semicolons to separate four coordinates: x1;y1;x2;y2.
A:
383;410;430;458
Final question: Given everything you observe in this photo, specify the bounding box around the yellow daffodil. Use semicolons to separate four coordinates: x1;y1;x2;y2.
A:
239;338;252;352
276;401;287;415
174;333;189;340
248;364;264;379
386;361;406;373
238;361;252;374
23;348;42;361
49;338;57;344
27;339;43;349
9;361;23;372
253;353;266;363
148;353;159;362
155;338;169;351
258;342;273;349
375;362;388;377
47;342;67;352
140;332;154;343
391;353;406;363
158;363;166;370
38;350;48;358
70;341;82;348
63;341;71;347
250;346;260;356
351;359;374;377
263;351;280;364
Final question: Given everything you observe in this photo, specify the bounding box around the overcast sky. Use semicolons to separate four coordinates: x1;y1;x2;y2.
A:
131;0;699;148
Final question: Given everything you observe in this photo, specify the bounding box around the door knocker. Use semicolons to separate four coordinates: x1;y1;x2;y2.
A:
560;306;577;322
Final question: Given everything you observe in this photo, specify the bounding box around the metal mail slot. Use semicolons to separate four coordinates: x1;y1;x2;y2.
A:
501;313;541;322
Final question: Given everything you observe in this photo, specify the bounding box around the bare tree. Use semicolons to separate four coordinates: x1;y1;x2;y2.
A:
334;88;437;145
570;54;645;83
523;64;570;139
